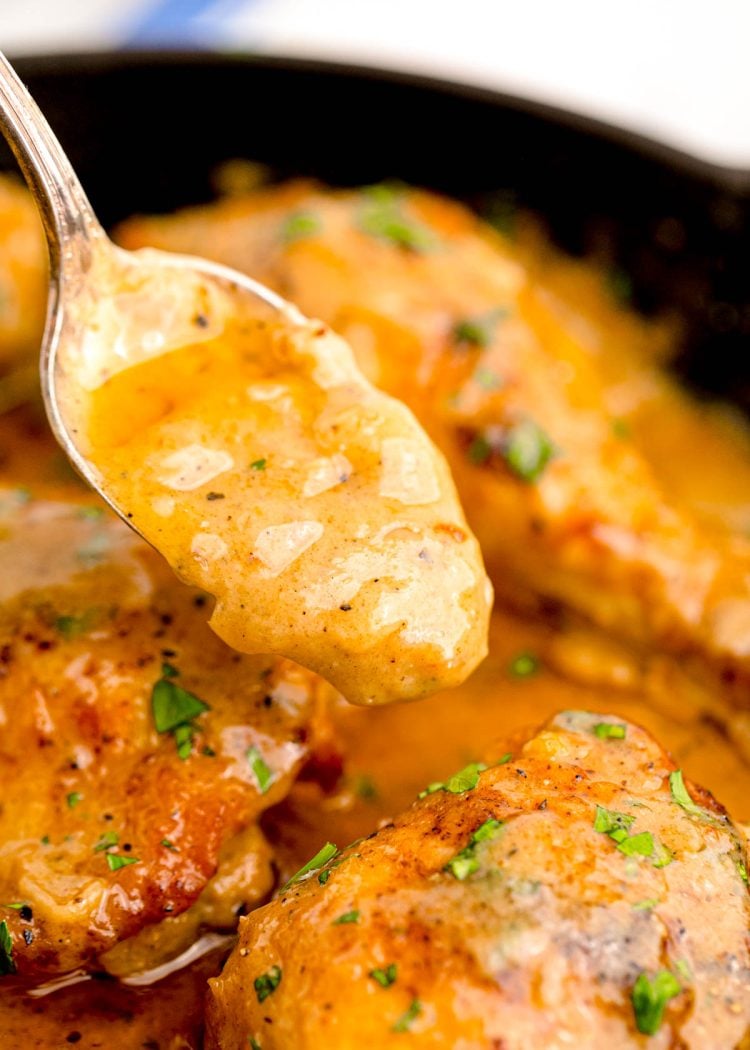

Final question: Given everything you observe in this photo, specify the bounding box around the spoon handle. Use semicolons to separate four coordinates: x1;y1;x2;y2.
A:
0;51;104;278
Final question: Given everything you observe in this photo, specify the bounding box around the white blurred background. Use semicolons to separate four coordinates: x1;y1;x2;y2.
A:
1;0;748;169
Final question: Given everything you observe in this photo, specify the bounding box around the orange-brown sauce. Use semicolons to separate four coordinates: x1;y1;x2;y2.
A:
1;176;750;1044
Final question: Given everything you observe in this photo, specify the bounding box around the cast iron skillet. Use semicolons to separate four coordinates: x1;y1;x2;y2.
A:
4;51;749;405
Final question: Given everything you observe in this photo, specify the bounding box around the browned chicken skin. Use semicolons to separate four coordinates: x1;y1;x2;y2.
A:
207;711;750;1049
0;472;335;981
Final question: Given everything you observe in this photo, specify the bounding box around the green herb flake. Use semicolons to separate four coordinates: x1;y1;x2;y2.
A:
281;211;321;243
333;910;360;926
369;963;397;988
94;831;119;853
632;898;660;911
617;831;654;858
632;970;681;1036
106;854;140;872
669;769;704;817
467;433;491;465
151;678;209;734
2;903;28;911
247;745;274;794
504;420;555;482
283;842;339;890
40;835;50;846
735;857;749;884
318;870;330;885
78;506;105;521
445;818;504;881
161;662;179;678
509;652;539;679
0;921;15;976
248;1039;262;1050
418;761;486;800
612;418;631;440
66;792;83;809
452;309;504;349
161;839;177;851
254;964;282;1003
359;186;435;253
54;611;97;640
392;998;422;1033
473;367;503;391
250;458;267;471
593;806;635;841
354;775;378;801
174;723;194;761
592;722;626;740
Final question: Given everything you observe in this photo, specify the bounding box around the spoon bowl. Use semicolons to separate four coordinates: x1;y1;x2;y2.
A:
0;50;300;532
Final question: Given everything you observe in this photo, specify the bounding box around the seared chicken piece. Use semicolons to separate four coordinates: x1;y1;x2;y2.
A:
0;480;335;981
118;182;750;699
207;711;750;1049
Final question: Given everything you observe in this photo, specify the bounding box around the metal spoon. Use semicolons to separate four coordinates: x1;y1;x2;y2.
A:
0;49;302;528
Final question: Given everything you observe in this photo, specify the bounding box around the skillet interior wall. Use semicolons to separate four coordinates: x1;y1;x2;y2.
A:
2;50;749;407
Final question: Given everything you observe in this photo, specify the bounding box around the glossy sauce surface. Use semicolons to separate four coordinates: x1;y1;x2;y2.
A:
1;174;750;1044
71;309;491;706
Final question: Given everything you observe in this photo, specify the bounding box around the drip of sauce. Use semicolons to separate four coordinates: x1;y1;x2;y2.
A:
63;298;491;705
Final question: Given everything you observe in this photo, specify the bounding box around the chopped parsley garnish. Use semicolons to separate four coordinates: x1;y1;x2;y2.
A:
55;611;97;639
593;806;634;840
0;921;15;976
669;769;704;817
354;775;378;801
632;898;660;911
248;1039;262;1050
592;722;626;740
594;806;667;864
161;839;177;851
617;832;654;858
333;910;360;925
281;211;321;243
509;652;539;678
473;366;503;391
106;854;140;872
736;856;749;884
282;842;338;890
418;761;487;799
254;964;282;1003
452;310;505;349
174;724;194;760
631;970;681;1035
370;963;397;988
94;831;119;853
151;668;210;760
504;420;555;482
2;903;28;911
151;677;209;733
445;818;504;880
467;433;491;465
358;185;435;253
247;746;274;794
66;792;83;809
250;458;267;471
392;998;422;1033
78;506;104;521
